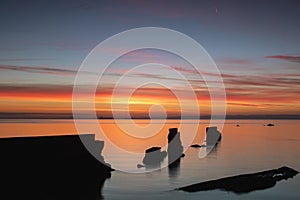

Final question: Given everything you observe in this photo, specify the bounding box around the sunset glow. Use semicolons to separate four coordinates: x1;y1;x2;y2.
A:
0;1;299;119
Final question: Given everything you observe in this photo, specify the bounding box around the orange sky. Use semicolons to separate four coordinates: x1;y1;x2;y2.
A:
1;82;300;118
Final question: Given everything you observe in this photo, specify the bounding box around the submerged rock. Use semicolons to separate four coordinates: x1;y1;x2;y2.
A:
267;123;275;126
176;166;299;194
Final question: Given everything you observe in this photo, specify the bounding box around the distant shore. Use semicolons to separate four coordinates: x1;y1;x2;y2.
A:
1;112;300;120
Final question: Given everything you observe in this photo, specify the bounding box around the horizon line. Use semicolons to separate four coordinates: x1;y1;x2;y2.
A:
0;112;300;120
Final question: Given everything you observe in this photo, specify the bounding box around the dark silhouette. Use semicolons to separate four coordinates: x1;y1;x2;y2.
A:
167;128;184;178
176;166;299;194
141;128;184;170
142;146;167;168
167;128;184;165
0;134;113;200
137;163;145;168
168;158;181;178
267;123;275;126
190;144;204;148
206;126;222;146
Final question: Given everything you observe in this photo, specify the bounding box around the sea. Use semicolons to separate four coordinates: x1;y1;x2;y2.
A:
0;119;299;199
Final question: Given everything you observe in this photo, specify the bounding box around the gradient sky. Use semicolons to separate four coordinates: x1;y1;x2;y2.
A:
0;0;300;118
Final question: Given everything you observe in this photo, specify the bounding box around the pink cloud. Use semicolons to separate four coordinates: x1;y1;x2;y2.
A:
0;58;52;62
0;65;90;76
218;58;255;65
265;55;300;63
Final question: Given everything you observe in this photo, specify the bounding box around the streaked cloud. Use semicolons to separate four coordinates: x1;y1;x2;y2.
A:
217;58;255;65
0;58;52;62
265;55;300;63
1;57;300;116
0;65;89;76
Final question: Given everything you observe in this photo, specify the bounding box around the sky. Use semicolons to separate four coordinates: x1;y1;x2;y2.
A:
0;0;300;118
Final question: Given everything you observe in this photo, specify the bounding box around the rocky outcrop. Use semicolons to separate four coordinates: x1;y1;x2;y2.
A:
167;128;184;164
142;146;167;167
0;134;113;200
206;126;222;146
190;144;205;148
141;128;184;168
176;166;299;194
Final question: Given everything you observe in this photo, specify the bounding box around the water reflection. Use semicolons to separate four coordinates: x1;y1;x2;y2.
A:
168;158;181;178
206;142;221;158
167;128;184;178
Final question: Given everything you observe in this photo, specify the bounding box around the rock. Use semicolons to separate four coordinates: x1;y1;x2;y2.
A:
191;144;207;148
0;134;112;199
137;164;145;168
190;144;203;148
176;166;299;194
145;146;162;153
206;126;222;146
236;124;240;127
168;128;178;141
142;147;167;166
267;123;275;126
167;128;184;164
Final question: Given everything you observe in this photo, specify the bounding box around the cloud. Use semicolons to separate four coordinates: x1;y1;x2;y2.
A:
105;64;300;90
0;65;90;76
0;84;73;98
265;55;300;63
0;58;52;62
225;74;300;88
217;58;255;65
1;59;300;115
171;66;239;79
227;102;266;107
120;51;163;63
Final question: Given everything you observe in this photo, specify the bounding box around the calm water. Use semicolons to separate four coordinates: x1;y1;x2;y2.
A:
0;119;300;199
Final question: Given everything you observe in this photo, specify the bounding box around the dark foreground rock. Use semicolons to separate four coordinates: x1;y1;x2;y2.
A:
0;134;113;200
176;166;298;194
